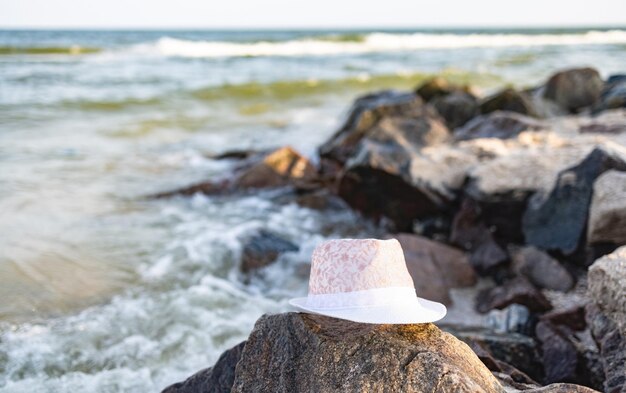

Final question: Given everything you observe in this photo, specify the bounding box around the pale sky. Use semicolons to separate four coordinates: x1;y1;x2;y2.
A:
1;0;625;29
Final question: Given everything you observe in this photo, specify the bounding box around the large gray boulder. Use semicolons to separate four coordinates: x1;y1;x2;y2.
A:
231;313;505;393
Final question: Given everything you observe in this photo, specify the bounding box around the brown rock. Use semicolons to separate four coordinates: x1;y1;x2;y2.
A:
231;313;505;393
480;88;537;116
543;68;604;113
510;246;574;292
416;77;456;101
541;306;587;331
455;111;545;141
524;383;600;392
391;233;476;305
234;146;318;189
476;277;552;313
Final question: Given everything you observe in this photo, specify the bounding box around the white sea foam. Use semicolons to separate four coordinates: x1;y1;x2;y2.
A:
139;30;626;58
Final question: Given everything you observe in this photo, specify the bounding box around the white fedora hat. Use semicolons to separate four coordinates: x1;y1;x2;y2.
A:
289;238;447;324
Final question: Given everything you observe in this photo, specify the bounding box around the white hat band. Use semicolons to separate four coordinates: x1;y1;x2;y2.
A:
305;287;417;310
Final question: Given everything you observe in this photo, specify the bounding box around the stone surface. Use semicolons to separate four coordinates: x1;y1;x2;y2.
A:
535;321;579;385
234;146;318;189
480;88;536;116
586;304;626;393
450;198;509;273
587;170;626;245
510;246;574;292
318;90;438;167
443;325;543;382
588;246;626;335
432;91;479;129
476;277;552;314
240;230;299;273
391;233;476;305
230;313;505;393
161;341;245;393
523;146;626;256
523;383;600;393
543;68;604;113
597;74;626;112
541;306;587;332
455;111;545;141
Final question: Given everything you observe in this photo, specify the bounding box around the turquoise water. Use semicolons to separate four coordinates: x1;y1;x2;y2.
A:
0;28;625;392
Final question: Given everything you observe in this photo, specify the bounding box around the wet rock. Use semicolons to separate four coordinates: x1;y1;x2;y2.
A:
587;170;626;245
523;146;626;256
486;304;533;335
480;88;537;116
443;325;543;382
596;74;626;112
155;146;318;197
337;137;452;231
240;230;299;273
231;313;505;393
470;342;539;386
318;90;436;167
292;188;349;211
541;306;587;332
543;68;604;113
455;111;546;141
450;198;509;273
234;146;318;189
586;304;626;393
391;233;476;305
432;91;479;129
161;341;245;393
476;277;552;314
510;246;574;292
416;77;457;102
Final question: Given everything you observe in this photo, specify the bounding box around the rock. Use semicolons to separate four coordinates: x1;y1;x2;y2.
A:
292;189;349;211
318;90;436;167
596;74;626;112
455;111;545;141
230;313;505;393
443;325;543;382
416;77;457;101
510;246;574;292
536;321;604;390
480;88;537;116
523;146;626;256
476;277;552;314
541;306;587;331
391;233;476;305
543;68;604;113
586;304;626;393
588;246;626;334
155;146;318;197
450;198;509;273
587;170;626;245
486;304;533;335
432;91;479;129
523;383;600;392
234;146;318;189
470;342;539;387
337;137;452;231
161;341;245;393
240;230;299;273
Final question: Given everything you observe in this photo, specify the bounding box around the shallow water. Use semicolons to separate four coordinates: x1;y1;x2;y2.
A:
1;27;625;392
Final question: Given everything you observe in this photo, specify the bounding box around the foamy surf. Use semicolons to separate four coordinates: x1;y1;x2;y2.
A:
143;30;626;58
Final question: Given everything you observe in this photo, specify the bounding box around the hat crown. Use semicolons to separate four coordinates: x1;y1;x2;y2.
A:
309;238;414;295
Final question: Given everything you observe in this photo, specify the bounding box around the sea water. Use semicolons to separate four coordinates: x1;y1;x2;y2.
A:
1;28;625;392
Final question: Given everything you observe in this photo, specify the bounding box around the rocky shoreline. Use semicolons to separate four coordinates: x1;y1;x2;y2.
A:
158;67;626;392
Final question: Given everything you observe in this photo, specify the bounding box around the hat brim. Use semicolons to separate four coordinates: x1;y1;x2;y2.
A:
288;295;446;324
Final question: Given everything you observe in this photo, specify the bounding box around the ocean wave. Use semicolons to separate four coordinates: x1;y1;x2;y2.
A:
140;30;626;58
